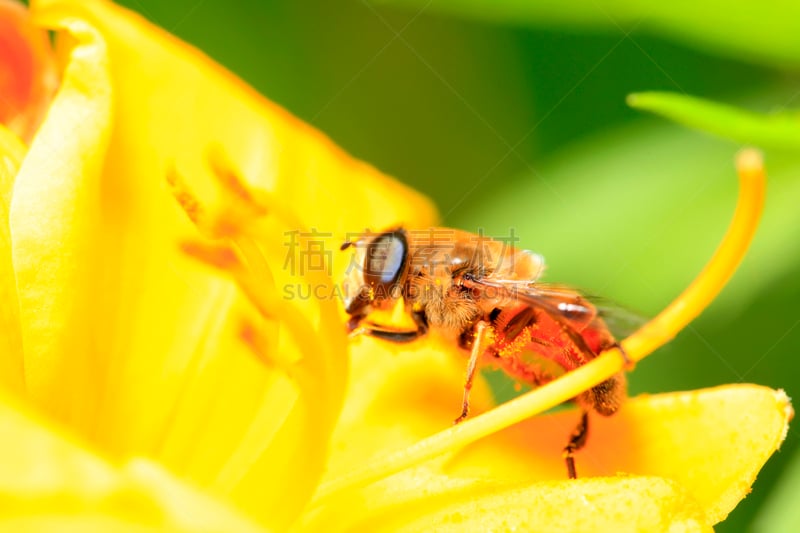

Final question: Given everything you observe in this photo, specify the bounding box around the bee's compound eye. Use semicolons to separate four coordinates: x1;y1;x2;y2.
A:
364;230;408;294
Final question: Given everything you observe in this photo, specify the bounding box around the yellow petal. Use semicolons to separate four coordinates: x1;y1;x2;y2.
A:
444;384;792;524
0;125;26;395
377;475;710;533
305;464;709;532
307;385;788;530
7;10;323;530
9;15;112;424
323;333;496;483
308;357;789;530
0;393;268;532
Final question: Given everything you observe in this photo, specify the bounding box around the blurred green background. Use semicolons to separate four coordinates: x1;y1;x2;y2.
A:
116;1;799;530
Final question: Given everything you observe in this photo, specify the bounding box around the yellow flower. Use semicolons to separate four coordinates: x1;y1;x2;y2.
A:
0;1;792;532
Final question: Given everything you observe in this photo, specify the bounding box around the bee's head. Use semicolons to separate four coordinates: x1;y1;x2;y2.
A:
342;228;409;315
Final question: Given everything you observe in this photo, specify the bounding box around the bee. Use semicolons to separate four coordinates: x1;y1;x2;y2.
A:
341;227;627;479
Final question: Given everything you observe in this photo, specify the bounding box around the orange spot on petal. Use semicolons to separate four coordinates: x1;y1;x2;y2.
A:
0;0;57;141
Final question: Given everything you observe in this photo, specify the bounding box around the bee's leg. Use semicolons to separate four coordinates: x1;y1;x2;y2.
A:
455;320;493;424
350;311;428;343
346;314;367;334
563;410;589;479
357;327;423;342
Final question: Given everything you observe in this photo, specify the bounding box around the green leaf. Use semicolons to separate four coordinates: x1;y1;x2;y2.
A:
628;92;800;149
382;0;800;67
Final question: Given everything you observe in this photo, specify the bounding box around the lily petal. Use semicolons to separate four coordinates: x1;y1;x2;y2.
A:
0;125;25;395
9;16;112;424
305;385;789;530
6;14;332;530
0;392;268;532
444;384;793;524
306;463;710;532
361;474;710;533
324;333;496;482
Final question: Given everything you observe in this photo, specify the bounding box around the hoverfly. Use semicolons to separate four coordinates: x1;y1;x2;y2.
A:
341;227;627;479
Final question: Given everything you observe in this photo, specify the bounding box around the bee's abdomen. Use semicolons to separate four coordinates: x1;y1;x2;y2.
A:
579;373;627;416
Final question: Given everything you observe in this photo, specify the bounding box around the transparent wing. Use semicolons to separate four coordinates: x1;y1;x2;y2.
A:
591;297;648;339
460;274;646;338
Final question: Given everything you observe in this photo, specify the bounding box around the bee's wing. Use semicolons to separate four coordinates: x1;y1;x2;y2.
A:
462;275;645;337
526;284;647;338
591;298;648;339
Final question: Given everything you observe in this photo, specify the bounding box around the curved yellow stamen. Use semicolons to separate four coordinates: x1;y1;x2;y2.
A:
168;158;343;411
167;157;349;523
314;148;766;503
